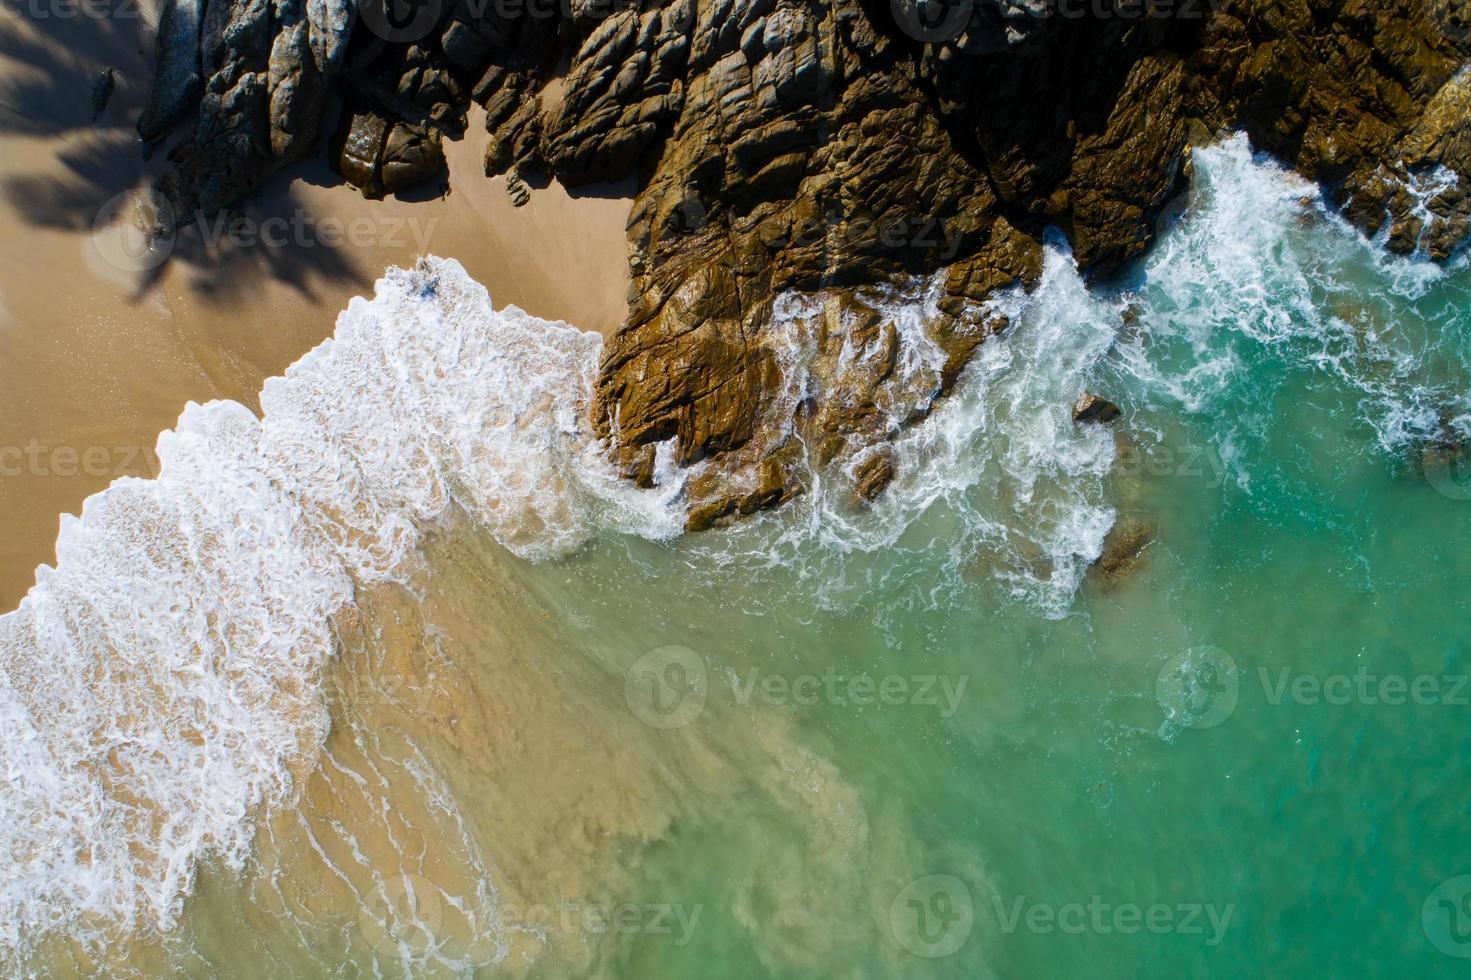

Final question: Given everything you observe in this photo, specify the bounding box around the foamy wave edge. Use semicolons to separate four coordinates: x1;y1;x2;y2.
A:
4;133;1465;960
0;257;683;958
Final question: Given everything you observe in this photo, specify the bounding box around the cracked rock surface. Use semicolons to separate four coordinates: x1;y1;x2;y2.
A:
144;0;1471;524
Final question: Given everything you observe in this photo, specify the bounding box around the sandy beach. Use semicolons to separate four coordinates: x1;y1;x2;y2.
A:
0;20;633;608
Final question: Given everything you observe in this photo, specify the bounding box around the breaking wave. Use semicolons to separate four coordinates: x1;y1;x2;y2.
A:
0;260;679;959
2;131;1468;962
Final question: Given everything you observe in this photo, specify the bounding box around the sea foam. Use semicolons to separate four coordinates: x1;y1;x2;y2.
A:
0;259;679;957
3;134;1468;959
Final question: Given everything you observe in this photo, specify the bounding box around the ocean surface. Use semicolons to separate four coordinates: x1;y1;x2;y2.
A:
3;135;1471;977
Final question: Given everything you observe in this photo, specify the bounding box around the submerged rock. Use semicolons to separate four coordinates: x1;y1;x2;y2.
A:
1416;409;1470;484
1091;516;1156;586
853;452;896;503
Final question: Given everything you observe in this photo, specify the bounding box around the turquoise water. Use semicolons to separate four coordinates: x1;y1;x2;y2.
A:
484;137;1471;977
6;136;1471;977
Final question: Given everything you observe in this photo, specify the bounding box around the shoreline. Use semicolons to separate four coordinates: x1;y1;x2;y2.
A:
0;39;633;608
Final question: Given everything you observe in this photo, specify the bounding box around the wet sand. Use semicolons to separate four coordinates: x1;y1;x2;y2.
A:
0;27;633;609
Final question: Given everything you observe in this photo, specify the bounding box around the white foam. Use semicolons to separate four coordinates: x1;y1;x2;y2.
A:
675;134;1471;617
1116;134;1471;465
0;258;680;960
5;134;1470;960
682;241;1122;619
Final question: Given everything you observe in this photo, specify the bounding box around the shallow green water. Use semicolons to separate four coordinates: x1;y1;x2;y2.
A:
7;137;1471;978
477;138;1471;978
494;454;1471;976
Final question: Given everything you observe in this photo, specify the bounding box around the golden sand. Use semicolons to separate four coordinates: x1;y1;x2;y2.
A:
0;30;632;608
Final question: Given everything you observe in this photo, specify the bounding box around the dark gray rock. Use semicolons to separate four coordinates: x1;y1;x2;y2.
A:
139;0;204;142
90;69;115;123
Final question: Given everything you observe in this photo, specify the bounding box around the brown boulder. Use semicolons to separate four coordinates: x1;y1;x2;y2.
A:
332;111;445;199
1073;393;1122;426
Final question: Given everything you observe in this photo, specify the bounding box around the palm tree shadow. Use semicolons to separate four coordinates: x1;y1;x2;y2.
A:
0;6;367;304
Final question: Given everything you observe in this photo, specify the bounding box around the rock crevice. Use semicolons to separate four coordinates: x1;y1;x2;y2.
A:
142;0;1471;524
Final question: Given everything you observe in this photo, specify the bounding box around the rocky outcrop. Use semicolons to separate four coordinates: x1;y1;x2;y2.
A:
1188;0;1471;261
332;110;446;198
1074;393;1121;425
153;0;355;212
139;0;204;145
139;0;1471;526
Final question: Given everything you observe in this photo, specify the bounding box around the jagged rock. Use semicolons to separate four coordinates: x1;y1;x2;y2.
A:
142;0;1471;528
442;20;493;73
506;171;530;207
1191;0;1470;258
1073;393;1121;426
139;0;204;144
382;121;446;193
852;452;895;502
685;449;799;531
332;111;445;199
